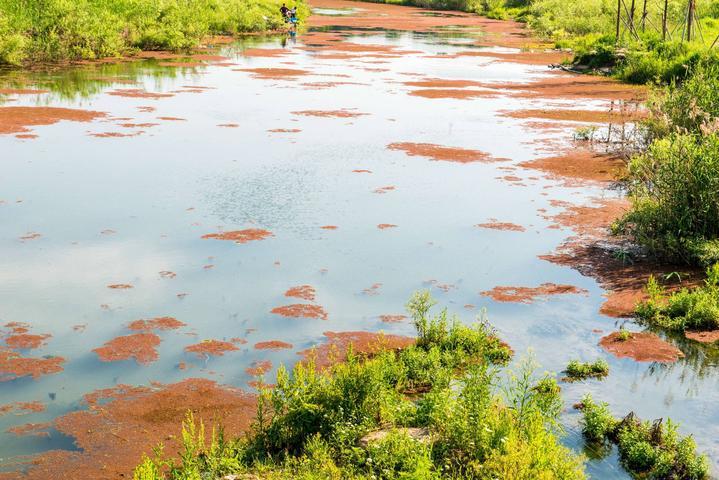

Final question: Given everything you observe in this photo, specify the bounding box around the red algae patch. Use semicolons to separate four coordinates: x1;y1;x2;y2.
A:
8;379;256;480
480;283;587;303
157;116;187;121
245;360;272;376
127;316;186;332
373;185;396;194
241;48;291;57
90;131;145;138
107;283;133;289
4;334;50;350
377;223;397;229
0;348;65;381
238;68;309;79
388;142;502;163
93;333;161;365
475;220;526;232
19;232;41;241
379;314;407;323
292;109;368;118
0;106;106;135
298;331;415;370
520;150;625;186
254;341;293;350
285;285;316;301
409;88;497;100
403;78;485;88
685;330;719;344
108;89;174;99
184;339;239;357
320;225;338;230
202;228;273;244
217;123;239;128
353;169;372;173
600;332;683;362
271;304;328;320
0;401;46;416
0;88;49;95
268;128;302;133
504;108;645;124
159;270;176;279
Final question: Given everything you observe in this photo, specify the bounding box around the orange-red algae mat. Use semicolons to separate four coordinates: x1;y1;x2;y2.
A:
0;106;106;135
480;283;588;304
0;379;256;480
271;304;329;320
93;333;161;365
599;332;684;363
184;339;240;357
298;331;415;370
202;228;273;244
388;142;504;163
284;285;317;301
0;349;65;381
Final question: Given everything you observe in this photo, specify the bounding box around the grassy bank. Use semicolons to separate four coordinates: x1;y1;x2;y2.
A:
0;0;309;65
132;292;587;479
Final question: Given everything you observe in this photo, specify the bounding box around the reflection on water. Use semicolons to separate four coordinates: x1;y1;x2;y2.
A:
1;14;718;478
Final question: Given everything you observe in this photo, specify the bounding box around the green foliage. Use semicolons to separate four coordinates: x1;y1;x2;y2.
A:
563;359;609;381
580;395;709;479
617;327;632;341
132;294;585;480
0;0;308;65
636;264;719;332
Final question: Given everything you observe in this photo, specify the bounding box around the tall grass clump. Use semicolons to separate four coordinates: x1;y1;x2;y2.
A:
0;0;308;65
563;358;609;381
580;395;709;479
131;292;587;479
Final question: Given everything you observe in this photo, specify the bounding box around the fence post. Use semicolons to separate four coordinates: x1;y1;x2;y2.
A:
687;0;695;41
616;0;622;42
662;0;668;39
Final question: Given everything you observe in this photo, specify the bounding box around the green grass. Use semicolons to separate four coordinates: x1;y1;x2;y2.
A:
0;0;309;65
636;264;719;332
580;395;709;479
563;359;609;381
132;292;586;480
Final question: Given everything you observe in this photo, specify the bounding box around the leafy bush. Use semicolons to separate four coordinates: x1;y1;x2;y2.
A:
563;359;609;381
580;395;709;479
636;264;719;331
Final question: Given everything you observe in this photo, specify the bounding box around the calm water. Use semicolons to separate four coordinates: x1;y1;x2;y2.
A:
1;8;718;477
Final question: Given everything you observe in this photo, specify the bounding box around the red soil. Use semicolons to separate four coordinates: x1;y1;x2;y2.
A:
271;304;328;320
600;332;683;362
127;317;186;331
254;341;293;350
298;331;415;371
4;333;50;350
388;142;502;163
0;348;65;381
377;223;397;229
685;330;719;344
93;333;161;365
475;220;526;232
202;228;273;244
292;109;368;118
184;340;239;357
2;379;256;480
379;314;407;323
285;285;316;301
245;360;272;376
480;283;587;303
0;106;106;135
108;89;174;99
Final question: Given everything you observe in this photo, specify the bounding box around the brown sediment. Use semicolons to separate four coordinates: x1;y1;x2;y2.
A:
107;283;133;289
379;314;407;323
409;88;497;99
320;225;338;230
108;89;174;99
254;341;293;350
291;109;368;118
202;228;273;244
0;106;106;135
480;283;588;304
157;116;187;121
15;134;38;139
184;340;239;357
6;379;256;480
373;185;396;194
271;304;328;320
505;108;645;124
159;271;176;279
475;220;526;232
284;285;316;301
363;283;382;296
377;223;397;229
20;232;41;242
353;169;372;173
127;317;186;332
685;330;719;344
245;360;272;376
0;348;65;381
217;123;239;128
388;142;503;163
600;331;683;362
268;128;301;133
4;334;50;350
237;68;310;79
93;333;161;365
520;150;626;186
298;331;415;371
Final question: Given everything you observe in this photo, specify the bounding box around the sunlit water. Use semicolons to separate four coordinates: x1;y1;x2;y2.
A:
1;10;718;478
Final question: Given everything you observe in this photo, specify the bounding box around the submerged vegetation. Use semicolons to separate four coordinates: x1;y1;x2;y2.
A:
0;0;308;65
563;358;609;381
580;395;709;479
132;292;587;479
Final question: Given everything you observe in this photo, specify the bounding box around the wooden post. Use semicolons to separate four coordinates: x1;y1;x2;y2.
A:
687;0;694;41
663;0;669;40
616;0;622;41
641;0;648;31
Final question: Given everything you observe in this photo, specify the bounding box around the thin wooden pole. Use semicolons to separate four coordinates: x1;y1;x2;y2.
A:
687;0;694;42
662;0;669;40
641;0;647;31
616;0;622;41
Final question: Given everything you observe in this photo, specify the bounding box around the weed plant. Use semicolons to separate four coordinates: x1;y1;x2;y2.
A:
563;359;609;381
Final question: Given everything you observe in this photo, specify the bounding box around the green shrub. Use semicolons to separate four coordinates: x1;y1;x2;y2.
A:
563;359;609;381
